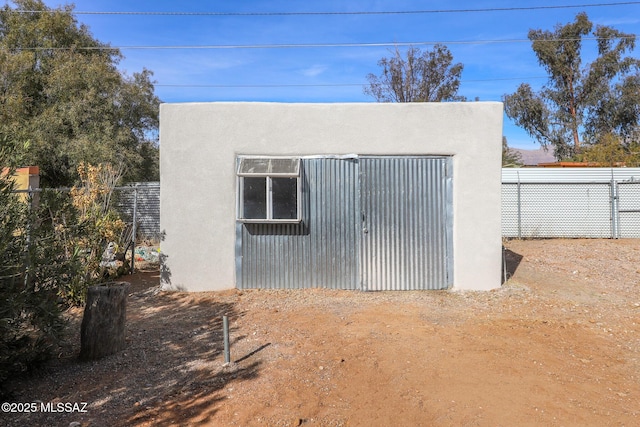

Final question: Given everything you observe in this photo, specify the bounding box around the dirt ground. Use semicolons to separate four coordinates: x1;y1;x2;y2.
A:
2;239;640;426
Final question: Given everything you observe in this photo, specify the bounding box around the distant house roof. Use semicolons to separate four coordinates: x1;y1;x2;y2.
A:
538;161;626;168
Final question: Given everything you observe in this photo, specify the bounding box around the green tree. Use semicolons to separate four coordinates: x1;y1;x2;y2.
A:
364;44;465;102
0;0;160;187
503;12;640;160
578;133;640;166
502;137;523;167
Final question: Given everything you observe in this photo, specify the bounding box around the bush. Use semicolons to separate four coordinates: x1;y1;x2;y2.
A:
0;158;127;390
0;166;65;388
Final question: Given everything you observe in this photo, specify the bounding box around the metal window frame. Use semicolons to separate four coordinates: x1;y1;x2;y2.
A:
236;156;302;223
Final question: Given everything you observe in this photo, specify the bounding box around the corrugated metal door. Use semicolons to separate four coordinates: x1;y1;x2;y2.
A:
359;156;453;290
237;156;453;290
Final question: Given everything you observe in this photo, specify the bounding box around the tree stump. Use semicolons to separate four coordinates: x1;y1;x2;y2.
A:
79;282;130;361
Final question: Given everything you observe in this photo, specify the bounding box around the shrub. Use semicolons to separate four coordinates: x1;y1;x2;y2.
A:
0;158;127;389
0;164;65;388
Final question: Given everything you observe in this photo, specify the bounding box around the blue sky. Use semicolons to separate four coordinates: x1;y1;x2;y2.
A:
35;0;640;149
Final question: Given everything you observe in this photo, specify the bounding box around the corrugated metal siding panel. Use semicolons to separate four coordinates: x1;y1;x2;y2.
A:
115;182;160;240
502;167;640;183
237;158;360;289
236;222;309;289
360;157;452;291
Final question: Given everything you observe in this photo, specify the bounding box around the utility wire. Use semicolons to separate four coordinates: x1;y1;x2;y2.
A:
155;77;548;89
10;2;640;16
14;36;637;50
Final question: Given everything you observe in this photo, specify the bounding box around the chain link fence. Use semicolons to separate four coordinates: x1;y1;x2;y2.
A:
12;182;160;273
615;182;640;238
17;177;640;242
14;182;160;241
502;180;640;238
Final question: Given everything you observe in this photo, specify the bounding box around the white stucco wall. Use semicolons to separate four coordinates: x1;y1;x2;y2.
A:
160;102;503;291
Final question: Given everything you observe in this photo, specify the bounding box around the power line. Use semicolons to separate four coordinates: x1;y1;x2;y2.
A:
157;84;363;88
155;77;549;89
11;2;640;16
14;36;637;51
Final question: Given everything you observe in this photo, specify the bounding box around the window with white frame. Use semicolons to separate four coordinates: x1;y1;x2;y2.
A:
237;157;301;222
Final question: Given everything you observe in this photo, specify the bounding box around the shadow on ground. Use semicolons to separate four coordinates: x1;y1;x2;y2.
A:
502;246;524;284
3;275;261;427
118;292;258;426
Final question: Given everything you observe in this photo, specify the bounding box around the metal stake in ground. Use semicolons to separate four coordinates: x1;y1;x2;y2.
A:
223;315;230;364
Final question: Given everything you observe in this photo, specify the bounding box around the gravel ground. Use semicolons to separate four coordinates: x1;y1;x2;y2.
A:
2;239;639;426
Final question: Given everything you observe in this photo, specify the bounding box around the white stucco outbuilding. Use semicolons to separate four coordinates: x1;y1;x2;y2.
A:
160;102;503;292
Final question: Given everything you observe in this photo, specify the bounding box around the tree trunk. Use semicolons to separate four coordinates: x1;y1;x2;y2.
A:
79;282;130;361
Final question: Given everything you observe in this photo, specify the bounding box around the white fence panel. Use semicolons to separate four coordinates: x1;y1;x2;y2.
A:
502;168;640;238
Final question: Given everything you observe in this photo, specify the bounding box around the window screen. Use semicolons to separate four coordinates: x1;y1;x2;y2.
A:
242;177;267;219
271;177;298;219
